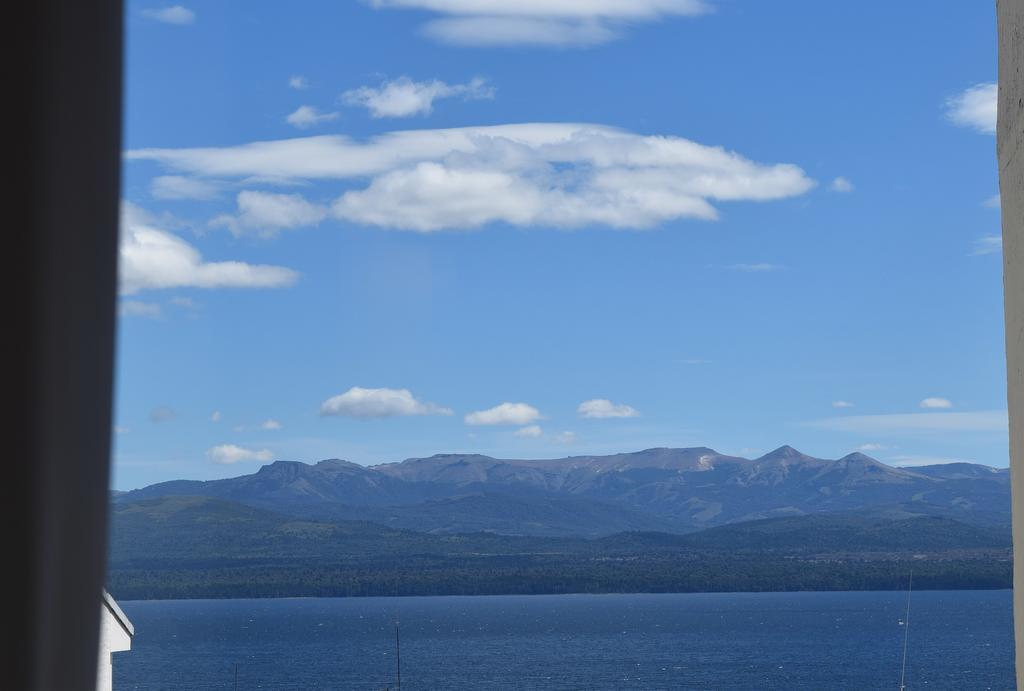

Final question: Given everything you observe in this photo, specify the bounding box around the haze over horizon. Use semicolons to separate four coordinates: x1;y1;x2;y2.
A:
115;1;1005;490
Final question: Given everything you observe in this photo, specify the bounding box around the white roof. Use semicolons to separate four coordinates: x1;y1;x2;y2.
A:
102;590;134;637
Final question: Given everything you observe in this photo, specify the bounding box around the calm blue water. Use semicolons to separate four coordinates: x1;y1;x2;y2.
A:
115;591;1013;690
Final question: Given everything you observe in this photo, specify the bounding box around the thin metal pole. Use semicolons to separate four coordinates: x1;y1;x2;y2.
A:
899;571;913;691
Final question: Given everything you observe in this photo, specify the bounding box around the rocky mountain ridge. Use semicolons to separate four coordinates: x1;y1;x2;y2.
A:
117;445;1009;536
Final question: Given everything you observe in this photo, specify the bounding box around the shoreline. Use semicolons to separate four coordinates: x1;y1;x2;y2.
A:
115;585;1014;604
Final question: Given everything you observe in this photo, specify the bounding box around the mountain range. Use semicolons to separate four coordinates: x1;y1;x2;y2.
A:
116;445;1010;537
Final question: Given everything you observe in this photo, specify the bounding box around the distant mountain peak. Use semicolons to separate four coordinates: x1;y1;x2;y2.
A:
636;446;718;455
314;458;362;470
256;460;306;473
756;445;813;462
836;452;878;464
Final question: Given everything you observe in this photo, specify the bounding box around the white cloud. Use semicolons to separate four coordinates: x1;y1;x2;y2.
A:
119;300;162;318
207;444;274;465
728;263;785;272
260;419;283;430
151;175;221;200
343;77;494;118
369;0;710;47
857;443;885;452
120;202;299;294
211;410;222;422
334;162;552;230
829;176;854;193
150;406;176;423
983;194;1001;210
424;16;616;46
577;398;639;419
514;424;543;438
971;235;1002;256
945;82;997;134
320;386;453;418
129;124;814;232
210;191;327;237
114;426;129;435
804;410;1007;435
286;105;340;129
289;75;309;90
832;400;855;409
465;402;541;426
143;5;195;25
553;430;577;444
920;397;953;409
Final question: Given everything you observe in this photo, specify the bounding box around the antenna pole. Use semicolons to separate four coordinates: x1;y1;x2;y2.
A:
396;618;401;691
899;570;913;691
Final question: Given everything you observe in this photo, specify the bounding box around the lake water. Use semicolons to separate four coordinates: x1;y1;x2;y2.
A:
114;591;1013;689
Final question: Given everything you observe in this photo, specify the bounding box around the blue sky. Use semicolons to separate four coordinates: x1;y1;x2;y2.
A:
113;0;1005;489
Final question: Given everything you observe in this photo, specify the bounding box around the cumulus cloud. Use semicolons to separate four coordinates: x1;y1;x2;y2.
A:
832;400;855;409
920;397;953;409
260;419;283;430
119;300;162;318
945;83;997;134
983;194;1001;210
577;398;638;419
151;175;221;200
286;105;340;129
210;191;328;237
211;410;222;422
150;405;176;423
804;410;1006;435
829;176;854;193
465;402;541;426
553;430;577;444
369;0;710;47
424;16;616;46
128;124;815;232
289;75;309;90
320;386;453;418
120;203;299;294
514;424;543;438
343;77;494;118
971;235;1002;256
207;444;274;465
143;5;195;24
